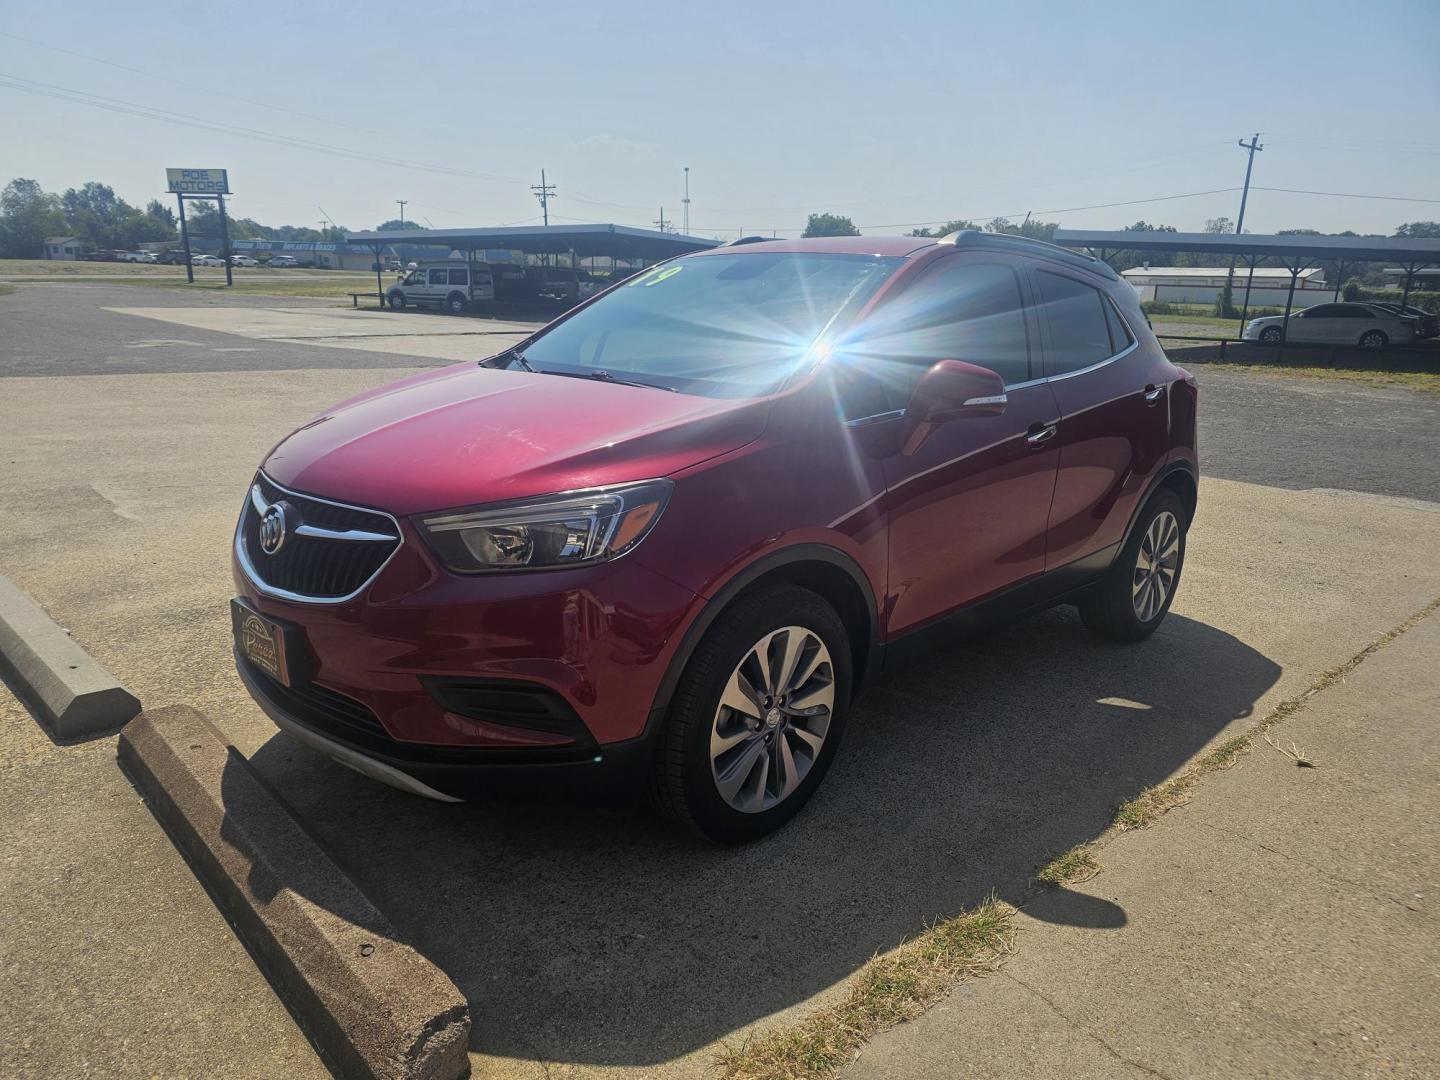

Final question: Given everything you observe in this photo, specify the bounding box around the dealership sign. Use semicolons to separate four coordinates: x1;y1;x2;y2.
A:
166;168;230;195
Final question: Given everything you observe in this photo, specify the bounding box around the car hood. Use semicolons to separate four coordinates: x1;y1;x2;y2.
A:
262;362;772;515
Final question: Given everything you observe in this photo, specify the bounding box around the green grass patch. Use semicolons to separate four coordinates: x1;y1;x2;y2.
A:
716;898;1014;1080
0;283;14;297
1034;845;1100;886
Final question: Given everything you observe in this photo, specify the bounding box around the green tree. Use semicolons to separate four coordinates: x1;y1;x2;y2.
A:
983;216;1059;241
1394;221;1440;238
375;218;423;232
910;219;982;238
801;213;860;238
1203;216;1233;234
0;177;66;258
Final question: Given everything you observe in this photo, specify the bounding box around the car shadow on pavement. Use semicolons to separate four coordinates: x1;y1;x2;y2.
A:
248;606;1279;1069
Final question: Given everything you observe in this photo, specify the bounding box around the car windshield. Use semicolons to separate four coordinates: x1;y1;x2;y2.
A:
519;252;902;397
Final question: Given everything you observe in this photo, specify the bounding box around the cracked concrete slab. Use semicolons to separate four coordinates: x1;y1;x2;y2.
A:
846;609;1440;1080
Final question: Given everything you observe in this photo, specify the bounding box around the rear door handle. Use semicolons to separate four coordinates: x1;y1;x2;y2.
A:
1144;384;1166;405
1026;423;1058;446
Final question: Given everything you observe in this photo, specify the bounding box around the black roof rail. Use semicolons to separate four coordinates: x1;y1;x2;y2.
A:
725;235;774;246
937;229;1118;280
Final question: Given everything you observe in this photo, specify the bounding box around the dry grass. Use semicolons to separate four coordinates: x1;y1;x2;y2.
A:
1263;734;1318;768
0;283;14;297
1113;596;1440;830
1034;845;1101;886
715;899;1014;1080
1190;361;1440;395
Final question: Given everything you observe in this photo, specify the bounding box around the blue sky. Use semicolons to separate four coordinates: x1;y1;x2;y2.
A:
2;0;1437;238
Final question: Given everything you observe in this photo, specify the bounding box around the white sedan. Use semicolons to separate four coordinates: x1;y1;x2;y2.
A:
193;254;224;267
1243;302;1416;349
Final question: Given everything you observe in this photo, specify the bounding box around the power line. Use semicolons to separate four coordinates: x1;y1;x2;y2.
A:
0;72;526;186
1252;186;1440;205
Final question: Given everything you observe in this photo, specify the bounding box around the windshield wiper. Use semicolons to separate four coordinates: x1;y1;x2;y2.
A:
481;347;534;371
540;369;679;393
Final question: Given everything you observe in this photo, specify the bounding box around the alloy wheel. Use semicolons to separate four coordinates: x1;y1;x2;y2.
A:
1132;510;1180;622
709;626;835;813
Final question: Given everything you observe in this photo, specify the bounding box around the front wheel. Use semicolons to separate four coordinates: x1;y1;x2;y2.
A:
1259;326;1283;345
388;292;406;310
652;584;851;843
1080;490;1187;642
1358;329;1387;349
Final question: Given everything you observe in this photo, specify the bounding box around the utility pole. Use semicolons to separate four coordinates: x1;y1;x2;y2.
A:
1227;133;1263;328
1234;133;1263;236
654;207;669;233
395;199;407;228
682;166;690;236
531;170;556;226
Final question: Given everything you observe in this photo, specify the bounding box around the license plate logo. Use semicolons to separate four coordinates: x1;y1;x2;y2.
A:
236;606;290;685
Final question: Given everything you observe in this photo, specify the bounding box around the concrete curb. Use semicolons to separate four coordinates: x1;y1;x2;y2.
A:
117;705;471;1080
0;574;140;738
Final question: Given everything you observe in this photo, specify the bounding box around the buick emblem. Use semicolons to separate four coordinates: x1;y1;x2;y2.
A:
258;501;294;556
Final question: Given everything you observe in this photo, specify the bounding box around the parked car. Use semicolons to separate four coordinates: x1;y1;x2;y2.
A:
1243;302;1416;348
118;251;149;263
87;250;120;262
232;231;1198;842
1367;302;1437;339
387;262;495;313
533;266;591;304
385;259;403;272
266;255;299;268
194;254;224;267
230;255;259;267
158;250;191;265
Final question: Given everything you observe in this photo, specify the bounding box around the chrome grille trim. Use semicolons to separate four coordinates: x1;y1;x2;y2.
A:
235;471;404;605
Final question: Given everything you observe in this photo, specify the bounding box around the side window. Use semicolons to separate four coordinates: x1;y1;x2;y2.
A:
842;260;1032;418
448;269;469;286
1102;295;1135;353
1338;305;1371;319
1303;304;1338;319
1035;271;1114;376
428;269;449;286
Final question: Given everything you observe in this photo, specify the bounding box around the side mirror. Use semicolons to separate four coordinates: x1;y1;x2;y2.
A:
900;359;1007;455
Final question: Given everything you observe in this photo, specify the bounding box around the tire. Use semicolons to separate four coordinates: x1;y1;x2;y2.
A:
445;292;467;315
652;584;852;843
1358;329;1387;349
1259;326;1283;345
1079;490;1187;642
388;292;406;310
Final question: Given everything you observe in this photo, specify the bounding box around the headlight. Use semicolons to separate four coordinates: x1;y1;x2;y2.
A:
417;479;673;572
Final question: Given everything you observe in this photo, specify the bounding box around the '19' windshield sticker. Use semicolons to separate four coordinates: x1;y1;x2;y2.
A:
628;265;684;287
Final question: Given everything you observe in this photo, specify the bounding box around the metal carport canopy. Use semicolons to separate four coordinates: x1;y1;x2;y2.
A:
1052;229;1440;267
343;223;719;261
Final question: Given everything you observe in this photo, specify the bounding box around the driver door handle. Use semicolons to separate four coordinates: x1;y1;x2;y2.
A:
1026;422;1058;447
1144;384;1166;405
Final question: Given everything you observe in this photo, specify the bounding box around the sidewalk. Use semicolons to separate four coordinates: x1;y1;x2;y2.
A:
847;606;1440;1079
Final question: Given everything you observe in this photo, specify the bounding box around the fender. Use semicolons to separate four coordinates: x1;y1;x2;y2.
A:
641;543;880;737
1117;459;1198;557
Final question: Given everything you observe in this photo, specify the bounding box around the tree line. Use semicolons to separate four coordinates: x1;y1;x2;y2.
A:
0;177;419;258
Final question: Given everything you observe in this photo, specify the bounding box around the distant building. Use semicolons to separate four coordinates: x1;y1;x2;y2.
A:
1123;265;1330;306
43;237;83;261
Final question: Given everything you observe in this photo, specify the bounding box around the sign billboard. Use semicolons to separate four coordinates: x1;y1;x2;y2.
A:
166;168;230;195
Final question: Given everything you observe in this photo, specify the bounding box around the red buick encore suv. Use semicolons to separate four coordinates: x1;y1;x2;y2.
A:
233;231;1198;842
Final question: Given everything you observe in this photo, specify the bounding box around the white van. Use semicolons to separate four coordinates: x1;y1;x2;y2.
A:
387;262;495;313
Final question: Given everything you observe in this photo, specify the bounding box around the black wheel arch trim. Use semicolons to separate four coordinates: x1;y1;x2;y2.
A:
1121;460;1198;552
641;543;880;739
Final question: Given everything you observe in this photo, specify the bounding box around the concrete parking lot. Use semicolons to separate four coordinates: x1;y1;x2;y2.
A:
2;282;1438;1078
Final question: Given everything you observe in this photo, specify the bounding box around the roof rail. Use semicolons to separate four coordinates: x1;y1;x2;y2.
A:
937;229;1118;280
725;235;774;247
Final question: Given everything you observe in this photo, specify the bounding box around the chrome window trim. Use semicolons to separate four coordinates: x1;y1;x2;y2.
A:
235;471;405;606
844;408;906;428
1046;338;1139;383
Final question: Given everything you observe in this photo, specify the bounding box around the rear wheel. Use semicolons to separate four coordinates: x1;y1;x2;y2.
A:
1080;490;1187;642
445;292;468;315
1259;326;1283;345
652;584;851;843
1358;329;1387;349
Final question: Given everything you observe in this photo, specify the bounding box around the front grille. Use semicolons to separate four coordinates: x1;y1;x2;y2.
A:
247;662;390;743
238;473;400;600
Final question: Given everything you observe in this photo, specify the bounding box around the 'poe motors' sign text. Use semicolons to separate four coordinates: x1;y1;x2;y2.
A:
166;168;230;195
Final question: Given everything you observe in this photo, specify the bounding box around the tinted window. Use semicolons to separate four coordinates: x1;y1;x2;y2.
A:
841;260;1032;416
1036;271;1113;375
428;269;448;285
1338;305;1374;318
1302;305;1340;318
448;269;468;286
1103;295;1134;352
